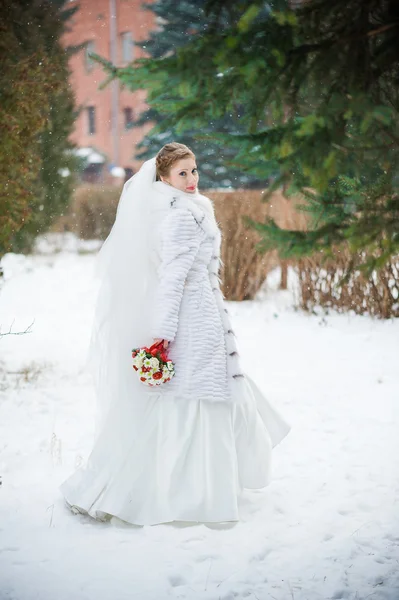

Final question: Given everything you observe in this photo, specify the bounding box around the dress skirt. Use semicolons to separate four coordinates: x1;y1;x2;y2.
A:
59;373;290;526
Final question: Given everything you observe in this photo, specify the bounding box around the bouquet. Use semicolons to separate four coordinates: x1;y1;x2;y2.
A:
131;340;175;387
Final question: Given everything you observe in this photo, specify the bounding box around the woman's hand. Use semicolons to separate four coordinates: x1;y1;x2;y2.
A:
153;338;169;349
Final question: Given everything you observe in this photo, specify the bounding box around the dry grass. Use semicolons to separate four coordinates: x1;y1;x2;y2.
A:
0;360;51;390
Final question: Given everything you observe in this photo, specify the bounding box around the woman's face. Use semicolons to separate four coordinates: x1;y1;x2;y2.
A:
160;156;199;193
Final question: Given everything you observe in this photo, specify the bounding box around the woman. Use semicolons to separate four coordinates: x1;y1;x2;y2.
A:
60;142;290;525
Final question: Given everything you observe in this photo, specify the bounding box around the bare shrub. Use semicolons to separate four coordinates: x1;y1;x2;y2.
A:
298;246;399;318
51;185;122;240
206;189;308;301
52;183;399;316
53;184;307;301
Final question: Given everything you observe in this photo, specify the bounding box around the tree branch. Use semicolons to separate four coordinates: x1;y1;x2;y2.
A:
0;319;35;339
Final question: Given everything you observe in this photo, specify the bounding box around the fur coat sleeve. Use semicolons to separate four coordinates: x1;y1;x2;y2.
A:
150;207;205;342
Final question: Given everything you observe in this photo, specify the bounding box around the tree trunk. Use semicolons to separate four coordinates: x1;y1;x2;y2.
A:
280;260;288;290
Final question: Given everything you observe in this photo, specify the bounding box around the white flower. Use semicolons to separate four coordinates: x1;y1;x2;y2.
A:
149;357;159;369
166;361;174;371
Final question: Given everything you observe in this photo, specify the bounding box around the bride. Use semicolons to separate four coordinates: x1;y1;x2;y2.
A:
60;142;290;526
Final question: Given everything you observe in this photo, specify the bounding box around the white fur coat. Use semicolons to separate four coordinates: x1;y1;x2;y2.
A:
147;180;244;403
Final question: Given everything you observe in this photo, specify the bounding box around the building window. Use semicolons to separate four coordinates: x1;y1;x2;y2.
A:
85;40;95;72
87;106;96;135
121;31;133;63
123;107;134;130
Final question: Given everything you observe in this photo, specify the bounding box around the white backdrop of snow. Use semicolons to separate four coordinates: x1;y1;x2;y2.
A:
0;233;398;600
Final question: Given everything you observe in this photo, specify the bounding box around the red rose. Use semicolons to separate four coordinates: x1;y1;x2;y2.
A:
132;351;137;357
133;365;138;371
153;371;163;380
140;377;146;382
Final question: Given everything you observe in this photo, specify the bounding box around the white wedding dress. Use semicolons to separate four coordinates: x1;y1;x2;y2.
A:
60;172;291;526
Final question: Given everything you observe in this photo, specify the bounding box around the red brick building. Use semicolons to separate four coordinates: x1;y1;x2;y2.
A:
63;0;156;180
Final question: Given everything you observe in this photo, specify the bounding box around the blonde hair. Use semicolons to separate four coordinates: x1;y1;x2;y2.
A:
155;142;195;181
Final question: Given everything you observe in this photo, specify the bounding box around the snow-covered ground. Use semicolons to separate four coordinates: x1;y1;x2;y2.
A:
0;233;398;600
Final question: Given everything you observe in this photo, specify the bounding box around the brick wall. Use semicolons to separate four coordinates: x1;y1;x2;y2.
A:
62;0;156;174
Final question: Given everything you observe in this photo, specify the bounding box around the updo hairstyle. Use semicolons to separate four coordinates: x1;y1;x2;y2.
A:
155;142;195;181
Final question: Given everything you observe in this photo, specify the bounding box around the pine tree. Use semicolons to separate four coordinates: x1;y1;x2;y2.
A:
112;0;265;189
100;0;399;275
2;0;78;255
1;0;56;267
